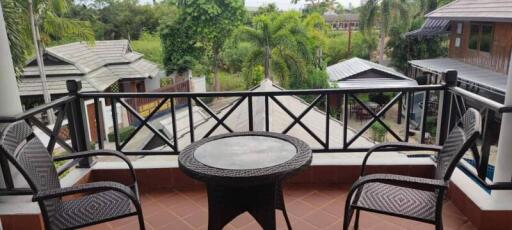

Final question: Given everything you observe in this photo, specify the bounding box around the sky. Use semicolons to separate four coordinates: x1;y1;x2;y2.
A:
138;0;362;10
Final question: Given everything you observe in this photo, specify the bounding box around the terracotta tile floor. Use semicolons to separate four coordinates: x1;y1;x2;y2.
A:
83;184;476;230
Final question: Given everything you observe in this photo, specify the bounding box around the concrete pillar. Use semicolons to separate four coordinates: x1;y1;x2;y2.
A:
491;52;512;201
0;2;23;189
0;3;23;117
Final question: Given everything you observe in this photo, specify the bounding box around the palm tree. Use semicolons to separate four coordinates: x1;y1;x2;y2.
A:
2;0;31;76
2;0;93;121
360;0;409;64
27;0;94;122
303;13;329;69
238;12;311;84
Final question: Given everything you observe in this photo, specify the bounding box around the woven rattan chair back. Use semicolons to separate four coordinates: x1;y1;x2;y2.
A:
434;108;481;181
0;121;61;218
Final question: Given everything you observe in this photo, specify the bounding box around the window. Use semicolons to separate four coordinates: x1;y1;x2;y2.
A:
455;37;461;48
456;22;463;34
468;23;494;52
469;24;479;50
480;25;493;52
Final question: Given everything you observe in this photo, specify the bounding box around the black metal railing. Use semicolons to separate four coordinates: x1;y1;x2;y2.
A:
1;70;512;194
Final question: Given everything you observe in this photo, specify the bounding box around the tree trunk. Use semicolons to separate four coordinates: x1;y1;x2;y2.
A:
213;47;221;92
29;0;55;123
264;46;271;80
316;47;323;69
378;24;386;64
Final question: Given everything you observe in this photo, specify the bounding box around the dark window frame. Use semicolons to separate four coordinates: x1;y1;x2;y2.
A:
468;22;494;53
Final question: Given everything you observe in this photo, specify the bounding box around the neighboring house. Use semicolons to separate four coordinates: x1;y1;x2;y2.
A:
323;11;360;31
18;40;195;143
406;0;512;103
327;58;417;88
327;58;419;126
19;40;164;108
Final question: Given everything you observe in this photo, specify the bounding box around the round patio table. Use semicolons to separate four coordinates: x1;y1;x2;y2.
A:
179;132;312;230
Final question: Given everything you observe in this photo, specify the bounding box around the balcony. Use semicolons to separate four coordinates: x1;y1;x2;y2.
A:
0;71;511;230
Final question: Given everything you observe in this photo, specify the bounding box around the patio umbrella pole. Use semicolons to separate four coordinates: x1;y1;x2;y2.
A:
492;51;512;202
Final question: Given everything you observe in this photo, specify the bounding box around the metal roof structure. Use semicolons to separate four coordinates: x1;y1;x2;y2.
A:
405;18;451;39
426;0;512;22
19;40;161;97
409;58;507;95
327;58;418;88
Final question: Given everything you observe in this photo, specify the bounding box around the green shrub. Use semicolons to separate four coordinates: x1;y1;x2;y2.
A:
426;117;437;137
131;32;163;67
108;126;136;143
371;122;387;143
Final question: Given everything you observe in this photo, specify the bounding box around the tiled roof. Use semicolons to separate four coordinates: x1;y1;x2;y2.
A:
327;58;417;88
426;0;512;22
19;40;161;96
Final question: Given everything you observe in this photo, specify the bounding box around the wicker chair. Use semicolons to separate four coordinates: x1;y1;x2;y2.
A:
343;108;482;230
0;121;145;230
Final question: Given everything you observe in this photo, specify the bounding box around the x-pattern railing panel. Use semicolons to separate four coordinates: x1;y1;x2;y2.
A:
270;95;327;148
345;92;404;148
349;93;403;142
116;98;177;152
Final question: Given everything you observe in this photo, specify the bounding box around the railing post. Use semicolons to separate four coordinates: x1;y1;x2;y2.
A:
66;80;93;168
478;109;494;180
436;70;457;145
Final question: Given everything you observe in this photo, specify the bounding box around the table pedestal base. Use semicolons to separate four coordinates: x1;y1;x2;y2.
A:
206;182;292;230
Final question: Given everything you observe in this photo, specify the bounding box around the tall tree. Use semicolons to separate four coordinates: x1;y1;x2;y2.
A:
303;13;329;69
181;0;245;91
237;12;310;84
359;0;409;64
160;0;245;91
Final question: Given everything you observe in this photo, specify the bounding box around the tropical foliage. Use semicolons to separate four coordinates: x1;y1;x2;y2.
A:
385;0;452;71
237;12;311;84
2;0;94;76
359;0;409;63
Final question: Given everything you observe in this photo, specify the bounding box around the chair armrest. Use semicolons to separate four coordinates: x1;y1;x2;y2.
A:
361;142;442;176
54;150;136;183
351;174;448;192
33;181;138;203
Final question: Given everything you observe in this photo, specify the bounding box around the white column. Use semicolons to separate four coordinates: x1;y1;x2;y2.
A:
0;3;23;116
0;2;23;189
491;51;512;202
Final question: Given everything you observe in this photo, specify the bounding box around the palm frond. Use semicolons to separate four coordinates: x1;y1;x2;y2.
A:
42;13;95;44
2;0;32;76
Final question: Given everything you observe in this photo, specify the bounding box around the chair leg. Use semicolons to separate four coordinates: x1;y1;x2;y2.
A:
342;208;352;230
354;209;360;230
281;205;292;230
435;215;443;230
137;211;146;230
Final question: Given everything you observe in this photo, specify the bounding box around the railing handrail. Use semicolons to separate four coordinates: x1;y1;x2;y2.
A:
78;84;447;98
0;95;76;122
450;87;505;112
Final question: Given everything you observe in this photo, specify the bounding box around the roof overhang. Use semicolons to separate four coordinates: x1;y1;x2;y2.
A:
405;18;451;39
425;0;512;23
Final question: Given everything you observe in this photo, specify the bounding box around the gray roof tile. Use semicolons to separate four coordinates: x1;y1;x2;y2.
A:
426;0;512;22
20;40;162;96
